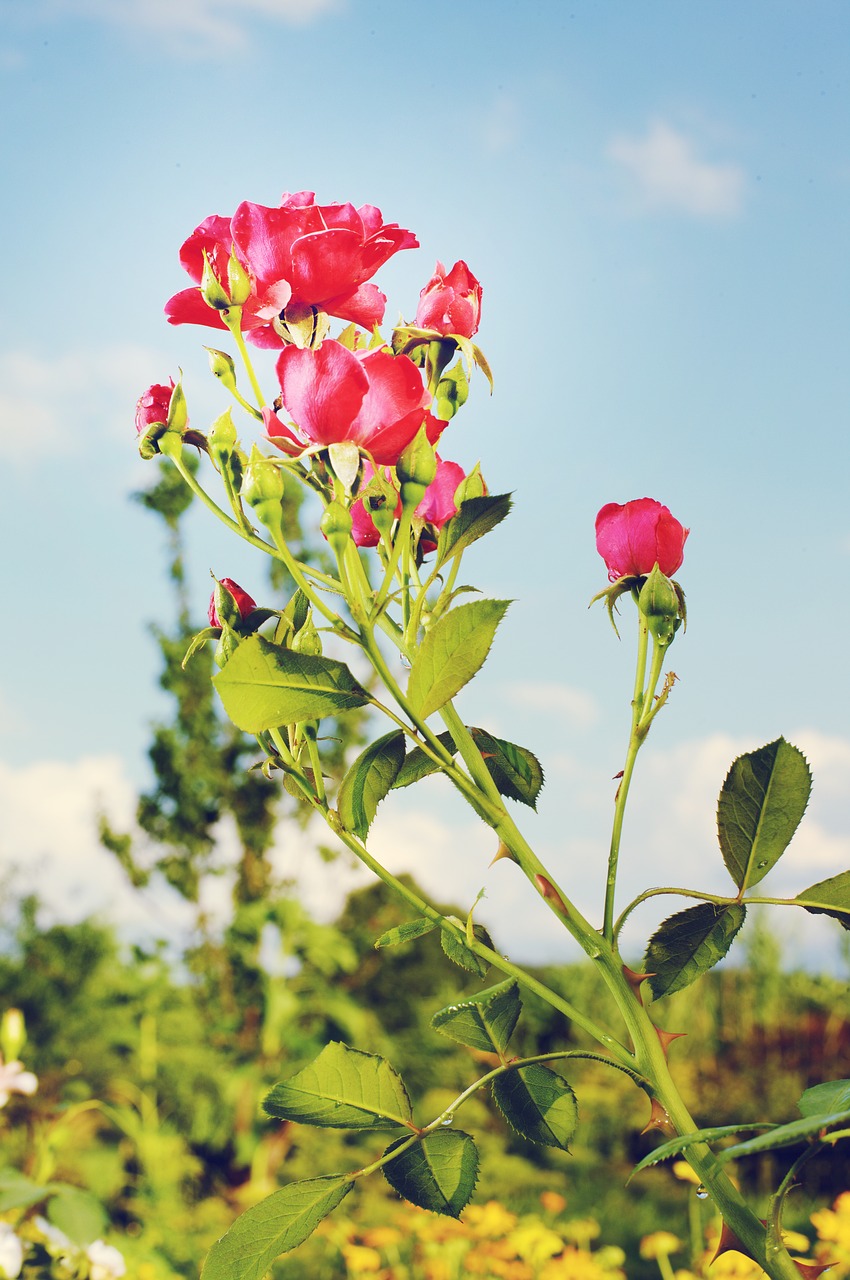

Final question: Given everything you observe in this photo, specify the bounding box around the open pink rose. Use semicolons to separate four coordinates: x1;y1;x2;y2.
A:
595;499;689;582
415;260;482;338
266;340;435;466
135;381;175;434
208;579;256;628
165;192;418;345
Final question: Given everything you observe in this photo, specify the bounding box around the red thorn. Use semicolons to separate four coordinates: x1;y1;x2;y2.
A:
712;1221;755;1263
794;1263;834;1278
622;964;655;1005
612;770;624;780
654;1026;687;1056
489;841;517;867
641;1097;676;1137
534;875;569;916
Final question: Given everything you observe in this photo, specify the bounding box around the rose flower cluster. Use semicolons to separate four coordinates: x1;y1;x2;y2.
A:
135;190;487;614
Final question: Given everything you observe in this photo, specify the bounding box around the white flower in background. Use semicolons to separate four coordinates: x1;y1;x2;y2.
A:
0;1222;24;1279
0;1055;37;1107
87;1240;126;1280
32;1218;75;1262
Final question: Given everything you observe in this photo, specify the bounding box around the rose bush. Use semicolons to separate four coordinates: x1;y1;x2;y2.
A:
165;191;418;344
595;497;689;581
349;456;470;547
415;260;483;338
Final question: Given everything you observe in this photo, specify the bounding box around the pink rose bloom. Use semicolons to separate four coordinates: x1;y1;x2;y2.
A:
208;579;257;628
415;260;482;338
595;499;689;582
134;381;175;435
165;192;418;345
266;340;433;467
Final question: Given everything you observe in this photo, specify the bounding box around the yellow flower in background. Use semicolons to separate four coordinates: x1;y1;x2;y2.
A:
641;1232;684;1260
341;1242;383;1273
464;1200;519;1238
560;1218;602;1249
540;1191;568;1215
539;1245;625;1280
506;1221;564;1267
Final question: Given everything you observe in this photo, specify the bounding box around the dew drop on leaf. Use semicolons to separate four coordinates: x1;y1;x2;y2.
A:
696;1185;708;1199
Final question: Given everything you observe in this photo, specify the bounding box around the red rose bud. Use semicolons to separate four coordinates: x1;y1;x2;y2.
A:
415;260;482;338
209;578;256;628
396;425;437;509
135;380;175;435
638;564;682;647
415;457;467;529
595;498;689;582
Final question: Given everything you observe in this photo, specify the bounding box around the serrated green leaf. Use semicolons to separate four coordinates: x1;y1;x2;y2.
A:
491;1064;578;1150
717;738;811;892
441;923;492;977
432;980;521;1054
407;600;510;720
0;1168;51;1213
382;1131;479;1218
202;1177;352;1280
213;635;369;733
798;1080;850;1118
628;1124;776;1180
46;1186;109;1247
717;1108;850;1165
263;1042;412;1129
392;732;457;789
644;903;746;1000
796;872;850;930
470;729;544;810
436;494;513;568
375;918;439;949
338;732;405;839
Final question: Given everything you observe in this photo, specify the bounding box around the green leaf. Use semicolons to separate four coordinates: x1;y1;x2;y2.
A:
0;1168;51;1213
717;1108;850;1165
392;732;456;789
46;1186;109;1247
338;732;405;839
628;1124;777;1180
491;1064;578;1150
382;1131;479;1218
798;1080;850;1118
441;922;492;977
375;918;438;949
436;494;513;568
407;600;510;720
796;872;850;930
213;636;369;733
201;1177;352;1280
470;729;544;810
717;738;811;892
644;903;746;1000
431;980;521;1054
263;1041;412;1129
181;627;219;667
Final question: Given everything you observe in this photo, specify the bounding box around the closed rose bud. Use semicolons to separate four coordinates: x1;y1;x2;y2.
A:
595;498;689;582
135;381;175;435
415;260;482;338
638;564;681;646
320;500;353;558
396;426;437;509
208;578;256;628
242;445;285;532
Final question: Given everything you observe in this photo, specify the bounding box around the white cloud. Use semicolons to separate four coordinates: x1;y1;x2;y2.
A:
0;344;163;464
40;0;342;55
480;94;521;154
607;119;746;218
0;755;197;938
506;681;599;730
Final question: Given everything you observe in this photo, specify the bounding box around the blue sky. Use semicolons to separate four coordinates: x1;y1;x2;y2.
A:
1;0;849;966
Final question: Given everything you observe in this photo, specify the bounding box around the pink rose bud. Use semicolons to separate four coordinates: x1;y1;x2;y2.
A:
208;578;257;628
135;381;175;435
595;498;689;582
415;261;482;338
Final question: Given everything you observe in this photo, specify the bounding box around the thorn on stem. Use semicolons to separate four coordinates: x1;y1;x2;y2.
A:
534;874;569;916
489;840;517;867
622;964;655;1005
654;1026;687;1056
641;1098;676;1137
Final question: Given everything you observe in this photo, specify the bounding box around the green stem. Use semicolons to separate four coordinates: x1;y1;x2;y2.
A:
373;508;414;616
223;310;266;408
603;611;650;943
